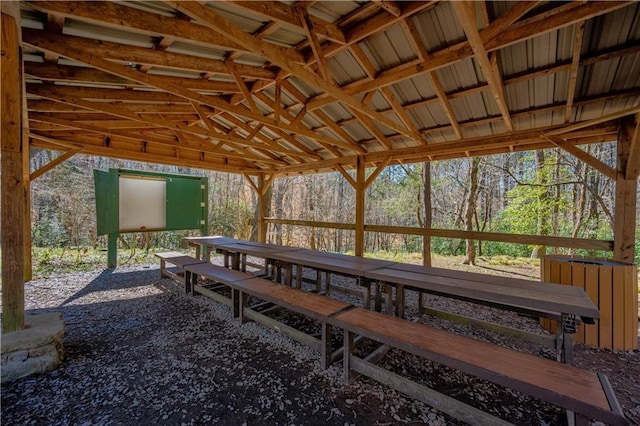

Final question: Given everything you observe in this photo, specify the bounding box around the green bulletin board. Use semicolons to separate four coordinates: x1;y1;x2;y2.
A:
93;169;208;267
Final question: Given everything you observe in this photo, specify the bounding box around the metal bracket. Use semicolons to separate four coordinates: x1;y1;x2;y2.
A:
561;314;580;334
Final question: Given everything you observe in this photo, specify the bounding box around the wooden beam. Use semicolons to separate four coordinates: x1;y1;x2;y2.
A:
402;18;463;139
276;123;615;175
25;62;239;94
336;165;357;188
307;1;628;112
23;30;352;152
190;101;219;135
170;1;417;140
30;149;81;181
274;80;282;123
29;88;297;163
546;135;617;180
1;10;25;333
22;30;275;82
625;114;640;180
545;105;640;136
364;158;392;189
565;21;586;123
26;1;307;62
225;59;259;112
614;120;638;261
380;87;423;142
296;7;333;85
29;133;260;173
355;156;365;257
452;2;513;132
224;1;346;44
372;0;402;17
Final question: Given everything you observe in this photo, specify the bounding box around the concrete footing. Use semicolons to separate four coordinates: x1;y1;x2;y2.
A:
1;312;65;383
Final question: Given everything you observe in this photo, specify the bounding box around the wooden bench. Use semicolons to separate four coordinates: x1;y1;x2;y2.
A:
334;307;626;426
183;262;353;369
155;252;205;285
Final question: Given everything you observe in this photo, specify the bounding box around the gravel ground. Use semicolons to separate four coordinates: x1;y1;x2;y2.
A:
2;259;639;425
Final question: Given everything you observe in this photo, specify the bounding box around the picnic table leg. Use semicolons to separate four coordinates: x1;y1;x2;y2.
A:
295;264;303;289
232;288;240;319
374;282;383;312
343;330;354;384
315;270;321;292
284;262;293;287
397;285;405;318
223;250;230;268
320;322;332;369
241;253;247;272
184;270;192;294
231;253;240;271
238;291;248;324
559;314;578;365
326;272;332;296
360;278;371;310
418;291;424;315
384;283;393;315
160;259;167;279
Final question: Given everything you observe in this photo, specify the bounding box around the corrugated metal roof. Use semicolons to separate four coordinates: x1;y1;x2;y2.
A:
17;0;640;173
328;50;368;86
166;42;227;61
63;18;155;48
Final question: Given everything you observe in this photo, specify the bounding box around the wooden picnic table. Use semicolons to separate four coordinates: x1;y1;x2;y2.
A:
266;249;396;295
364;263;600;364
184;237;599;364
212;240;302;273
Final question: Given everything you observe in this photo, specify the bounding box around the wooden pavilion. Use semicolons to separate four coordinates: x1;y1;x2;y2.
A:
1;1;639;334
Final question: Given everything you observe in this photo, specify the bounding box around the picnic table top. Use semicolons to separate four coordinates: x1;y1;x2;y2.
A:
364;265;599;320
267;249;397;276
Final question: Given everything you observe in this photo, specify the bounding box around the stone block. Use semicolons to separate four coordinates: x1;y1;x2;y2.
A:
1;312;65;383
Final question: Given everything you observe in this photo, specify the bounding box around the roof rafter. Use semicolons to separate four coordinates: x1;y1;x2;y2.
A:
169;1;420;141
565;21;586;123
23;28;351;153
451;1;513;132
26;0;305;63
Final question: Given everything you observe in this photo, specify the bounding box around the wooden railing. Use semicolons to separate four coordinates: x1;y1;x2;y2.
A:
264;218;614;252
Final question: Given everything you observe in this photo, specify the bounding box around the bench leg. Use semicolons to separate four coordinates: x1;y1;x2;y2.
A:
160;259;167;278
343;330;354;384
321;323;332;369
184;270;193;294
232;288;241;319
238;291;249;324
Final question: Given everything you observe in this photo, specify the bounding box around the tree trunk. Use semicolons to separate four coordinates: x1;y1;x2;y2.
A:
463;157;480;265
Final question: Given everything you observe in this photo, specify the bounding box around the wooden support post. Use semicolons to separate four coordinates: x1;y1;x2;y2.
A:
613;118;638;262
343;330;354;383
1;8;26;333
107;233;117;268
257;174;267;243
23;134;33;282
320;322;332;369
355;156;365;257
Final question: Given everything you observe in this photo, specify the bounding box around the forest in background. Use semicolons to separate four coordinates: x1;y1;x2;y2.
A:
23;142;640;273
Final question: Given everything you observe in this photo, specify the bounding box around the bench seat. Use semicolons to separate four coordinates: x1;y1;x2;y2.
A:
183;263;352;368
335;307;626;426
155;252;205;285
